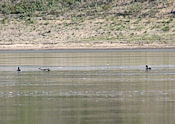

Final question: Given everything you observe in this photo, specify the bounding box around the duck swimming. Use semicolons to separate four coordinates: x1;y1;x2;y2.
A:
38;67;50;71
146;65;151;70
17;67;21;71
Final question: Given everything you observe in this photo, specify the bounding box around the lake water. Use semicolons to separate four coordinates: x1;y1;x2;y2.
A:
0;49;175;124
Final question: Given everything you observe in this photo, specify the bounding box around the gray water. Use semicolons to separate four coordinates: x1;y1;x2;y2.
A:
0;49;175;124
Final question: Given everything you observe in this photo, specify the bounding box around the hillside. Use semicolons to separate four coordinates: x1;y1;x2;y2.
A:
0;0;175;49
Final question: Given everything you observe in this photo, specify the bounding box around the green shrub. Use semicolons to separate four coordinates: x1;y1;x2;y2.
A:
26;17;36;24
2;17;8;24
167;18;173;24
2;1;11;15
0;4;2;11
162;26;170;31
103;4;110;11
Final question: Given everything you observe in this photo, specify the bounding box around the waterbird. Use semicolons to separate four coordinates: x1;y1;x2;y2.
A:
17;67;21;72
146;65;151;70
38;67;50;71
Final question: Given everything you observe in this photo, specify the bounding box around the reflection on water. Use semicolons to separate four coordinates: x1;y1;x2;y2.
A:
0;49;175;124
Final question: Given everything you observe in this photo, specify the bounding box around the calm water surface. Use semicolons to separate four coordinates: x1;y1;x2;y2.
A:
0;49;175;124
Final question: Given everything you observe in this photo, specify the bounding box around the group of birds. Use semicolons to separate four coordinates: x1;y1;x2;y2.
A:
16;65;151;72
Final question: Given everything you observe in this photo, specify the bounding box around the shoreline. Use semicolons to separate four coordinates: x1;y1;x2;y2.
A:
0;43;175;50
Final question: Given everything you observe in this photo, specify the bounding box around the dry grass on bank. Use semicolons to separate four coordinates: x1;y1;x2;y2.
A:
0;0;175;49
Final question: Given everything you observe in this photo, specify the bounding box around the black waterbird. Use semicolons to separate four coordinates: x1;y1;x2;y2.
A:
145;65;151;70
17;67;21;71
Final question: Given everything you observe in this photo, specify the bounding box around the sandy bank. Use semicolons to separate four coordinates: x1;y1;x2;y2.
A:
0;43;175;50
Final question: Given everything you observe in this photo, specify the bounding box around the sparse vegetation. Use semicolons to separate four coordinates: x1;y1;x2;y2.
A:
0;0;174;19
0;0;175;49
127;3;142;17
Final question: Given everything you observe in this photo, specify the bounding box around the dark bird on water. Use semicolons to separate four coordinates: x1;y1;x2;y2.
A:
17;67;21;71
146;65;151;70
38;67;50;71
